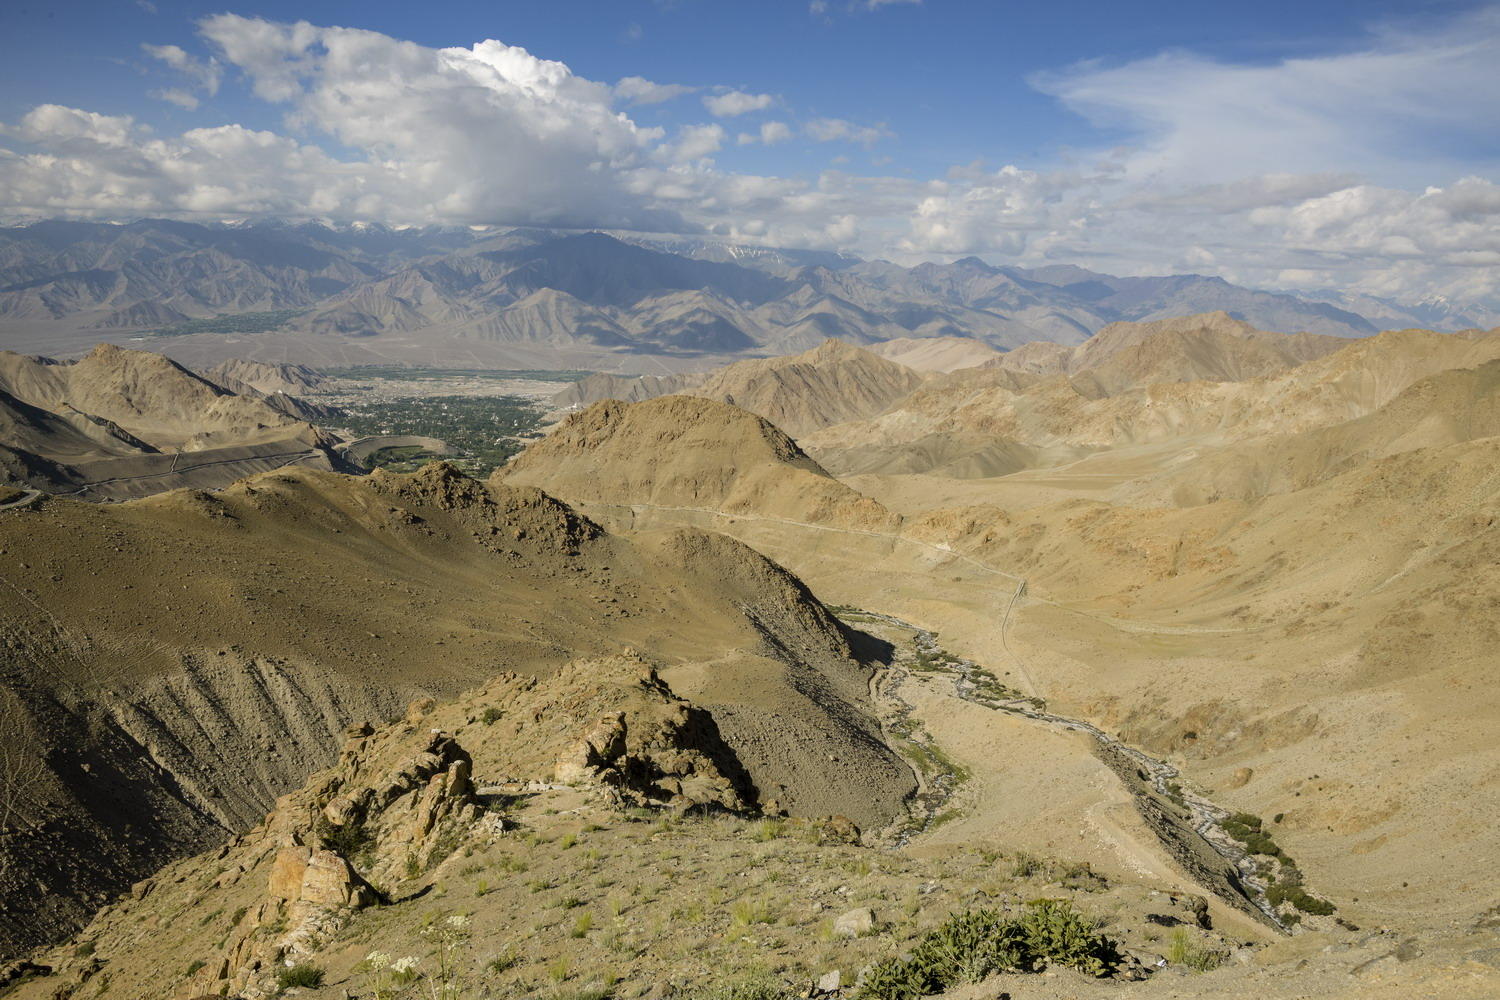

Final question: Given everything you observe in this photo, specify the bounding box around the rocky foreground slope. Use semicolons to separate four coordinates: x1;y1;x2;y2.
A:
0;646;1264;1000
0;463;908;959
8;623;1496;1000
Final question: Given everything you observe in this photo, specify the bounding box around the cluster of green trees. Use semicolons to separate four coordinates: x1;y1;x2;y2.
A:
1222;812;1336;918
323;366;593;383
339;395;544;476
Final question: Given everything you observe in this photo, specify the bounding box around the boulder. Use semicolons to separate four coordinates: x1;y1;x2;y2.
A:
266;846;368;909
266;847;310;902
834;907;877;939
298;849;366;908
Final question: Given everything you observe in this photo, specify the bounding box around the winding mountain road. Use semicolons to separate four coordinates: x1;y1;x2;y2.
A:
0;490;43;512
0;448;327;506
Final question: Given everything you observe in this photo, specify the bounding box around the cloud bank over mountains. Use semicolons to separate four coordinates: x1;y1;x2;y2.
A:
0;9;1496;310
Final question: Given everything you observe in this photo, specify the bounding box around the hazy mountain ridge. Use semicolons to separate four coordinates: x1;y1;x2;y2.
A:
0;220;1480;366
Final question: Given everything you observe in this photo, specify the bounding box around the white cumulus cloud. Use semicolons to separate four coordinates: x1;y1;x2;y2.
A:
702;90;775;117
0;11;1497;312
142;42;222;95
804;117;892;147
738;121;793;146
659;124;725;162
613;76;694;105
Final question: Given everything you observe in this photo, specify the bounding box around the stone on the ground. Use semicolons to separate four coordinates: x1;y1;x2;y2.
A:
834;907;877;938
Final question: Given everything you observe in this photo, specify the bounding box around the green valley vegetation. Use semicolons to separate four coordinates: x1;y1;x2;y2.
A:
147;309;305;337
322;365;595;383
339;395;545;476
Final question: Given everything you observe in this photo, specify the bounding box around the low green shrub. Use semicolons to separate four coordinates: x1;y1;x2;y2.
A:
858;900;1119;999
1167;927;1226;972
315;815;373;859
276;963;325;990
1269;886;1335;915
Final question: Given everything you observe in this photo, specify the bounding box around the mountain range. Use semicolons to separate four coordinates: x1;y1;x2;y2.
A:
3;219;1494;369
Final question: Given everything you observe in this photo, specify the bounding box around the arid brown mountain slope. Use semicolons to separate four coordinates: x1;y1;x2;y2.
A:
0;344;346;496
0;462;908;959
550;339;928;437
546;317;1361;463
201;359;327;397
501;340;1500;945
988;312;1347;388
1119;357;1500;506
867;335;1004;372
0;344;305;450
804;324;1500;478
551;370;706;408
679;340;928;436
505;394;896;530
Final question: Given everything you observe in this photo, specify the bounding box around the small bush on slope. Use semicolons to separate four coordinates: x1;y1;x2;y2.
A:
275;963;325;990
859;900;1120;1000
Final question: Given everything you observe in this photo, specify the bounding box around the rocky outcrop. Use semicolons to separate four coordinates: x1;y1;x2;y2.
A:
56;700;500;1000
23;661;764;998
207;716;493;998
549;661;753;812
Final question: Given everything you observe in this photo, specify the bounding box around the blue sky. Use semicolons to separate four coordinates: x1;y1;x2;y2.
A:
1;0;1482;179
0;1;1497;306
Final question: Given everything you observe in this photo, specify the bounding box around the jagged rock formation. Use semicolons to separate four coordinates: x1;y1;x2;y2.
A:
28;655;767;999
533;657;753;812
63;699;490;999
